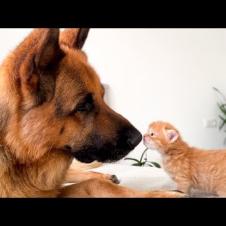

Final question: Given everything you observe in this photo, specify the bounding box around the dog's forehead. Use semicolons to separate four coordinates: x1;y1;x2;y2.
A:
58;51;101;91
54;50;103;108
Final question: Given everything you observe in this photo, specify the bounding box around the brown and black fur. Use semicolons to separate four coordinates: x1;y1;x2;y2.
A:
0;28;184;197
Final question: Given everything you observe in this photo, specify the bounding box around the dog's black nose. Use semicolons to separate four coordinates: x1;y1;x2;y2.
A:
117;125;142;151
126;128;142;149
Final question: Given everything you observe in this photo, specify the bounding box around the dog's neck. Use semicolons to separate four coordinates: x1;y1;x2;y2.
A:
0;74;73;197
0;143;73;197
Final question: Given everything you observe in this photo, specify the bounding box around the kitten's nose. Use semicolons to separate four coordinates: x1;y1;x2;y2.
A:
143;134;148;141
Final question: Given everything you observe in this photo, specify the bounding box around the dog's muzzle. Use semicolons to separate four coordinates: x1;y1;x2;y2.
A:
71;126;142;163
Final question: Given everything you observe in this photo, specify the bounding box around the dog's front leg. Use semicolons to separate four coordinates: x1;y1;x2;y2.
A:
59;178;186;198
64;169;120;184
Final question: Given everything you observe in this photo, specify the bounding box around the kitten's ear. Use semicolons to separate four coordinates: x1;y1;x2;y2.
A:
165;129;179;143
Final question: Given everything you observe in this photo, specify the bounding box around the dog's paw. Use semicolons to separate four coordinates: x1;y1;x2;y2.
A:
104;174;120;184
109;175;120;184
91;172;120;184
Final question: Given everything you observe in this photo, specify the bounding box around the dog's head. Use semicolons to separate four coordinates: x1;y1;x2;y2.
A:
0;28;141;164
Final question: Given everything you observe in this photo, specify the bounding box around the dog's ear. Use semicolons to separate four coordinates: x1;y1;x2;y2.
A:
18;29;64;108
34;28;63;69
60;28;90;49
19;29;62;71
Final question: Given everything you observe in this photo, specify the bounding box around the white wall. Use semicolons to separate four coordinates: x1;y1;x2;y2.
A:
1;29;226;162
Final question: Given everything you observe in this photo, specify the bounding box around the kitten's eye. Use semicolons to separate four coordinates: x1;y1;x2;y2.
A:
150;133;154;136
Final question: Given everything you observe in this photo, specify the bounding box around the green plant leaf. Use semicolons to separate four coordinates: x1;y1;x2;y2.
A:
141;162;146;166
124;158;140;163
219;115;225;121
150;162;161;168
146;161;161;168
213;87;226;102
213;86;220;93
214;87;226;132
147;164;153;167
218;104;226;116
139;148;148;162
219;122;225;130
132;163;142;166
219;115;226;130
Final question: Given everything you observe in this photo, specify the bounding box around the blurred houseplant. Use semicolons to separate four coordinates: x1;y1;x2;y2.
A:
124;148;161;168
213;87;226;144
213;87;226;131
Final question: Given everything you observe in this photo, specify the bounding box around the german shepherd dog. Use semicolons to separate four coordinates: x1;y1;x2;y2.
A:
0;28;184;197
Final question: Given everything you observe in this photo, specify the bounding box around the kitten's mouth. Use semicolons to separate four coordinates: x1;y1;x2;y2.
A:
143;138;156;150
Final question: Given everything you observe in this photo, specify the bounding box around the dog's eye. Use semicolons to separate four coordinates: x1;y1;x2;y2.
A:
73;93;94;113
76;102;93;112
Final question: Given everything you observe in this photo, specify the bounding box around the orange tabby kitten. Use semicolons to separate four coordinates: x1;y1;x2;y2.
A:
143;121;226;197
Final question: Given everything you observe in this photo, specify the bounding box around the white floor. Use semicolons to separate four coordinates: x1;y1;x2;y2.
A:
90;163;176;191
89;162;217;197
